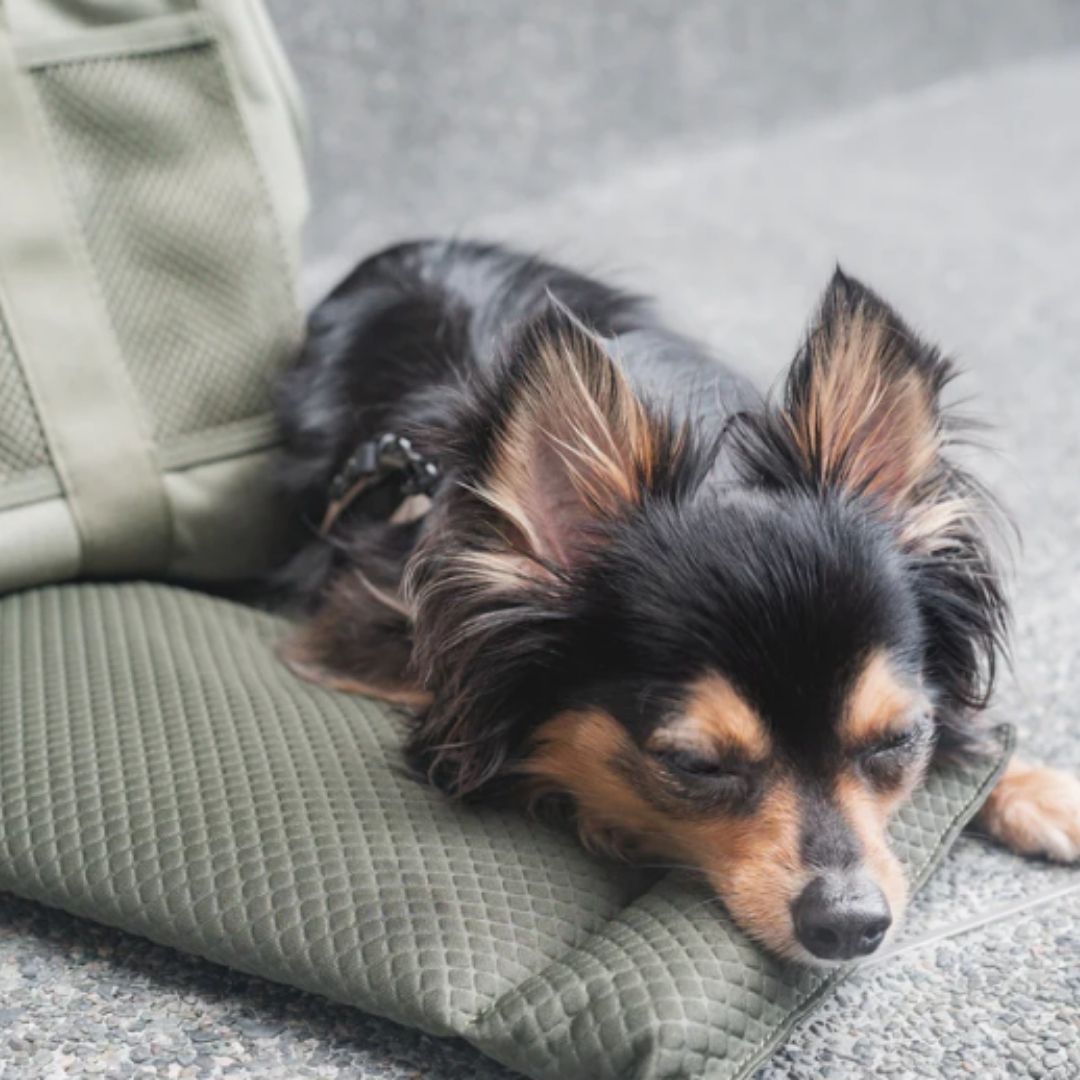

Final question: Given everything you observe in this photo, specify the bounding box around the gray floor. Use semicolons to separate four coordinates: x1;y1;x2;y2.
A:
4;5;1080;1079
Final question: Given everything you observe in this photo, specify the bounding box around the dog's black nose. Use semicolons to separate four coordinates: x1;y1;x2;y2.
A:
792;875;891;960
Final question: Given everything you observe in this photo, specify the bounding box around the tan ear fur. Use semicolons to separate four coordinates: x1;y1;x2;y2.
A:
475;314;674;569
785;292;942;512
780;270;993;560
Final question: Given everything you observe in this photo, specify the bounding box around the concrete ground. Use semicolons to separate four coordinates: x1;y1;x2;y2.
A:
3;5;1080;1078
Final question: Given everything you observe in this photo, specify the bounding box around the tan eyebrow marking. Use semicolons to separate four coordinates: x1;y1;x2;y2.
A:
647;673;772;761
841;650;926;748
523;708;672;858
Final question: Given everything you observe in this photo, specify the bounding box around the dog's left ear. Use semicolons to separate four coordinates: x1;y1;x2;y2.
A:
776;270;1010;736
780;268;954;531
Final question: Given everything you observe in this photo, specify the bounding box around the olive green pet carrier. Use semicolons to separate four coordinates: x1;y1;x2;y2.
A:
0;0;307;591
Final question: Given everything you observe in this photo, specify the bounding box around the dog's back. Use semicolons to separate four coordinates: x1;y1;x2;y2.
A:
274;239;756;607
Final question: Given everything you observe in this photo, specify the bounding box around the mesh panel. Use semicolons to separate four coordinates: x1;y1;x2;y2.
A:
0;307;52;482
33;46;297;445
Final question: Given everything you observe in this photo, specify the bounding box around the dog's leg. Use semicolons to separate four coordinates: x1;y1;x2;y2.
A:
282;651;433;708
976;758;1080;862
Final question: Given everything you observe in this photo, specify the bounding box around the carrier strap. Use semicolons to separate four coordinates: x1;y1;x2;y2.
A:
0;12;173;575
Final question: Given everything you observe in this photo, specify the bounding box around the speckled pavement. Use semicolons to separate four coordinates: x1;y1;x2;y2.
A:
3;6;1080;1079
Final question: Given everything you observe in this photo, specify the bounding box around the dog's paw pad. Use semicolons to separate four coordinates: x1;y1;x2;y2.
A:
979;762;1080;862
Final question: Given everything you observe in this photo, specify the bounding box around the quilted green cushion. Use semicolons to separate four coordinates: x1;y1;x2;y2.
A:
0;583;1010;1079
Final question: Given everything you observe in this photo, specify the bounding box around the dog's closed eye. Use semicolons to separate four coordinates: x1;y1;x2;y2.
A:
855;722;931;786
862;727;919;757
651;748;763;809
658;748;743;777
655;746;759;782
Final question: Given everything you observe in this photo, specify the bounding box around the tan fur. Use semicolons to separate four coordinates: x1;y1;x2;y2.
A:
830;653;928;929
478;325;667;569
898;493;977;554
469;475;551;562
840;650;926;748
834;774;910;920
280;648;432;708
692;783;810;960
787;309;941;510
389;493;433;525
648;674;772;762
977;759;1080;862
522;709;812;959
351;567;415;620
443;549;550;595
783;301;985;563
523;710;665;856
521;680;937;961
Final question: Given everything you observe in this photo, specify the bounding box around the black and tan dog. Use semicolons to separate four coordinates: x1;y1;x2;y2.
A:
274;239;1080;964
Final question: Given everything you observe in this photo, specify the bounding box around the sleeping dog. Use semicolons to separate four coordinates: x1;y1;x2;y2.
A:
273;239;1080;964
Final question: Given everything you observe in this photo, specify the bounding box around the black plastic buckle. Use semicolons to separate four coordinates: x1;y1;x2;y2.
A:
327;433;440;506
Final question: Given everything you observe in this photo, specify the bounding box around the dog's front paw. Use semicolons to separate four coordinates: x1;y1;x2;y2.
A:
977;760;1080;862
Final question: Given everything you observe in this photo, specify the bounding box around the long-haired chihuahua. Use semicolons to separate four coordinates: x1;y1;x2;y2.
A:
273;239;1080;964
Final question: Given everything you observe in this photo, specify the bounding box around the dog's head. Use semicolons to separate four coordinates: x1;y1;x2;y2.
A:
405;269;1008;964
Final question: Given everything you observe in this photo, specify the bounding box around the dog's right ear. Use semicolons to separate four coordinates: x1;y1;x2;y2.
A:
463;301;689;576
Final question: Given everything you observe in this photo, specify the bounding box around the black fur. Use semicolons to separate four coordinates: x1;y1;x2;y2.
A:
273;239;1009;802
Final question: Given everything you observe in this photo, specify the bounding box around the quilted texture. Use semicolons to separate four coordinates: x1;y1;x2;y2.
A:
0;583;1010;1079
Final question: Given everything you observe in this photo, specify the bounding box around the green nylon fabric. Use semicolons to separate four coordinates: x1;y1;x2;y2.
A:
0;583;1012;1079
0;1;305;589
0;11;173;575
